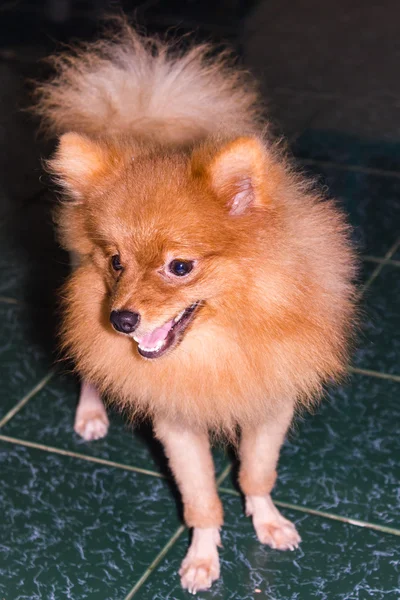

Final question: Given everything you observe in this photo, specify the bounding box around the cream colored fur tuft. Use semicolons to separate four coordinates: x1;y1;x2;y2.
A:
34;21;262;145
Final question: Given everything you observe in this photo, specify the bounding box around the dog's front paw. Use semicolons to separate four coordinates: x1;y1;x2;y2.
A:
254;517;301;550
180;557;220;594
74;411;109;441
246;494;301;551
179;527;221;594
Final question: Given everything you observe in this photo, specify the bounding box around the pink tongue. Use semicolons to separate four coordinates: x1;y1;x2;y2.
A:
137;319;175;348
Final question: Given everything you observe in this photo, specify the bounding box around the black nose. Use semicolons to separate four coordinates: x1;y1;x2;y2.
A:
110;310;140;334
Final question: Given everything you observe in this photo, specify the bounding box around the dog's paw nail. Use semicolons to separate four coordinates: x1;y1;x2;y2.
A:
255;519;301;551
180;560;219;593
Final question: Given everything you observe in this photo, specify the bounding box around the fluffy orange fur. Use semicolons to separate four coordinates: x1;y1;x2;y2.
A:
36;24;358;438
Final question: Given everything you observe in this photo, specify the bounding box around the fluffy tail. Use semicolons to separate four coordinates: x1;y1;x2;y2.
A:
34;21;261;145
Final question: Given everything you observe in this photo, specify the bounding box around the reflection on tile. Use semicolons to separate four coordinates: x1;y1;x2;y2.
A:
0;303;51;418
225;375;400;528
0;441;181;600
134;493;400;600
355;265;400;375
1;373;230;476
297;164;400;257
293;98;400;170
262;91;322;140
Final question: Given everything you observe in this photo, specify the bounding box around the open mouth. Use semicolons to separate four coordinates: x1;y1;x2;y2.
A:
133;302;201;359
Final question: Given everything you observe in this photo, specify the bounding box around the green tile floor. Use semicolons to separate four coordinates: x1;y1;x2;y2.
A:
1;2;400;598
2;245;399;599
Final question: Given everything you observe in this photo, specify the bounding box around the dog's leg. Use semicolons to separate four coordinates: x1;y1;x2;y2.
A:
74;379;109;441
154;419;223;593
239;403;301;550
69;250;109;442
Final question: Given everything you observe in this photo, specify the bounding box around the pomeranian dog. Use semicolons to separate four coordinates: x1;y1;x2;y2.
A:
35;20;357;593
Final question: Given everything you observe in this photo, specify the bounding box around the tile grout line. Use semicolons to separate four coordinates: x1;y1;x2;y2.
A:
298;157;400;179
348;366;400;383
123;463;233;599
216;463;233;487
123;525;186;600
0;434;167;479
0;295;21;305
344;236;400;382
0;371;55;428
0;435;234;483
0;434;238;486
218;487;400;537
362;237;400;295
272;85;400;103
363;255;400;268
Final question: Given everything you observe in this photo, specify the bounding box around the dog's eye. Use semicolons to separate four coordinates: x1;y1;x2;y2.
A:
169;259;194;277
111;254;123;271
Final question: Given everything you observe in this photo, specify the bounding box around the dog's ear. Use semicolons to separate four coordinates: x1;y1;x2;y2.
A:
48;133;123;201
208;137;269;215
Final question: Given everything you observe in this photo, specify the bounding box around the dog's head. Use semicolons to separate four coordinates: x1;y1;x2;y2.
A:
50;133;282;360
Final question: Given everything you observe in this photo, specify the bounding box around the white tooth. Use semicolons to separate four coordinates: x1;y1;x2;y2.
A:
174;310;185;323
138;339;165;353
